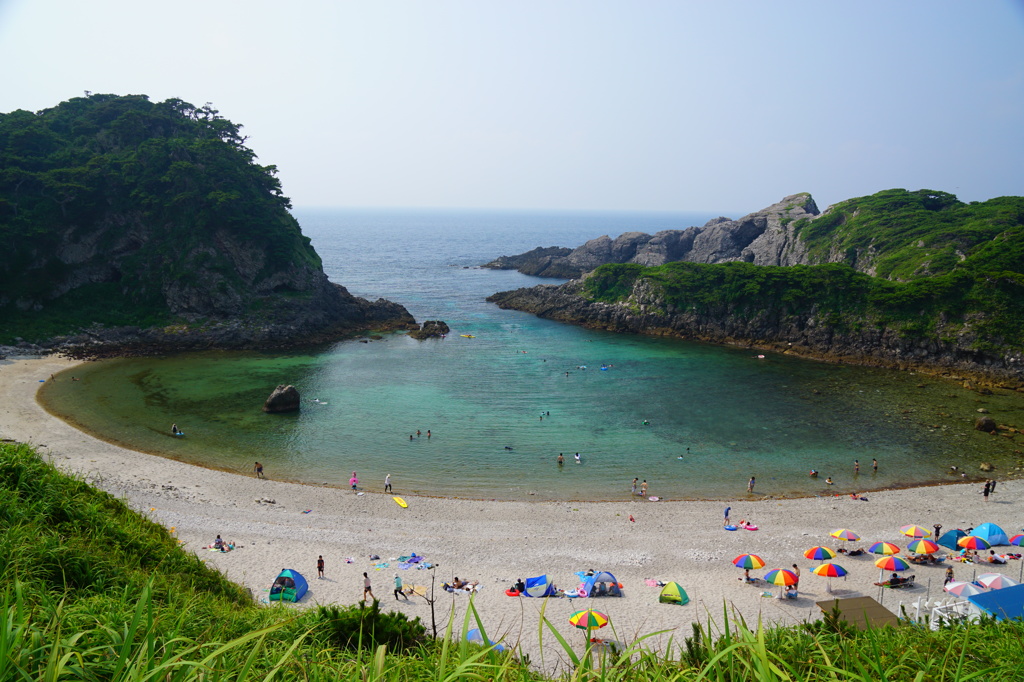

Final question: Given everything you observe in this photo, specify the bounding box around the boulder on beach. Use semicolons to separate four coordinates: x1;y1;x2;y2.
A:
264;385;300;413
974;416;997;433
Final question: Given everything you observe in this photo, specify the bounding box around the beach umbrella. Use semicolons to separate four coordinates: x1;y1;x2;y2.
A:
944;580;985;598
1009;534;1023;547
899;524;931;538
869;542;901;556
763;568;798;586
811;562;847;593
732;554;766;569
568;610;609;630
976;573;1020;590
830;529;860;542
812;562;848;578
874;556;911;571
907;539;939;555
958;535;991;550
804;546;836;561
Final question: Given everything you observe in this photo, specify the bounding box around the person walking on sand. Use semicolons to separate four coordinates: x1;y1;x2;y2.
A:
384;474;392;493
394;573;406;600
724;506;731;526
254;461;264;479
317;555;325;579
747;476;756;493
944;565;954;585
363;572;375;600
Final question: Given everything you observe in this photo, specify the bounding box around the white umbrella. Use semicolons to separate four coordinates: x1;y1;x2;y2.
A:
976;573;1020;590
944;580;985;598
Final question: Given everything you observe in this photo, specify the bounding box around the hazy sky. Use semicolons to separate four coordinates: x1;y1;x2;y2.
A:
1;1;1021;214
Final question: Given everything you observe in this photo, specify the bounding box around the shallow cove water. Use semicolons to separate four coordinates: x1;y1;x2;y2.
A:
40;208;1024;500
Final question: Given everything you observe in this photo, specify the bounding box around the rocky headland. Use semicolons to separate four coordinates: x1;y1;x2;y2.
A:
486;189;1024;386
483;193;819;278
0;94;416;356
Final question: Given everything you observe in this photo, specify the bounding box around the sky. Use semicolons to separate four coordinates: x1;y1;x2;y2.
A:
1;1;1022;214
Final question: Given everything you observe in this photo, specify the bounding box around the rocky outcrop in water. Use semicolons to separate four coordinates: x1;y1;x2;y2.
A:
408;320;450;340
264;385;301;413
482;194;819;278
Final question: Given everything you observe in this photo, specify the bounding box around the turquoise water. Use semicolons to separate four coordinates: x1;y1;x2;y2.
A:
40;209;1024;500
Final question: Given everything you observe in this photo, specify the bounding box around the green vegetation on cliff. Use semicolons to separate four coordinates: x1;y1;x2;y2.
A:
3;440;1022;681
582;190;1024;356
0;94;326;343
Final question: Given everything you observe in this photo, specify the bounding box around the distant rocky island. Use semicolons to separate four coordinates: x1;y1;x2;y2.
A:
487;189;1024;385
0;94;415;355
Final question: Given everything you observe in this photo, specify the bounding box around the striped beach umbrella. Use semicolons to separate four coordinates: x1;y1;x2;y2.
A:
869;541;901;556
1009;534;1023;546
944;580;985;598
977;573;1020;590
907;539;940;555
958;535;991;550
804;546;837;561
732;554;766;569
568;610;608;630
874;555;911;571
811;562;848;578
762;568;799;586
899;524;932;538
830;529;860;542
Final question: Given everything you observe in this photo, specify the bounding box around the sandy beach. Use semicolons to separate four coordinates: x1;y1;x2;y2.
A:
3;355;1022;670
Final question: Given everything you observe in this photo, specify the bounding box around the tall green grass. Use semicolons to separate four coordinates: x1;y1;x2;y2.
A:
3;440;1023;681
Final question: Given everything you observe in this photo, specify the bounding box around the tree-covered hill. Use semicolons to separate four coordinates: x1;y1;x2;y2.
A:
0;94;412;348
793;189;1024;280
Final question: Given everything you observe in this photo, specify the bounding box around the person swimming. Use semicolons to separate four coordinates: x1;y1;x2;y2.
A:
574;453;581;463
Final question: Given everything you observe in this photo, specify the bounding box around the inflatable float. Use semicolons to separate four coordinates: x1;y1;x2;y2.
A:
724;525;738;531
505;589;520;597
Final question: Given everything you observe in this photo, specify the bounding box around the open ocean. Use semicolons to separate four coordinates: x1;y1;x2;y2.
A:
39;208;1023;500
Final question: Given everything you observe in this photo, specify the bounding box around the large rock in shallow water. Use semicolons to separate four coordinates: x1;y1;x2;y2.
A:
975;416;997;433
408;320;450;340
264;385;300;413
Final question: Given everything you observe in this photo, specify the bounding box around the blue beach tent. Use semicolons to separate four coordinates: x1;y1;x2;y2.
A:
581;571;623;597
269;568;308;603
522;575;557;597
972;523;1009;546
937;529;967;550
967;584;1024;621
466;628;506;652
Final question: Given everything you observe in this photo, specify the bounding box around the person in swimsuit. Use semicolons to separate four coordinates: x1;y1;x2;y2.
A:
363;572;375;600
317;555;325;578
254;461;264;479
574;453;581;464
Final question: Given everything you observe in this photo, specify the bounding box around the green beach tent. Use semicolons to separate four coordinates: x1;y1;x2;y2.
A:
659;582;689;605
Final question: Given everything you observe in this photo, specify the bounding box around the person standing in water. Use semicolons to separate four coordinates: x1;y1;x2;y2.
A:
640;480;648;496
747;476;756;493
574;453;581;464
171;423;179;435
631;478;638;495
384;474;392;493
254;461;264;479
557;453;564;466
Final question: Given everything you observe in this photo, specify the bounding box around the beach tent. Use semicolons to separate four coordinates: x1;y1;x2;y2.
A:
972;523;1009;546
466;628;505;652
659;582;689;605
967;584;1024;621
937;529;967;550
522;575;557;598
581;571;623;597
269;568;308;603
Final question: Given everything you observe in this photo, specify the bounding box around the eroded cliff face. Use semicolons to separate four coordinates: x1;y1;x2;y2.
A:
487;278;1024;386
482;194;820;278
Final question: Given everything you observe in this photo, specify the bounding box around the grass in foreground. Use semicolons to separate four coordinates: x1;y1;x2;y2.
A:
2;440;1023;681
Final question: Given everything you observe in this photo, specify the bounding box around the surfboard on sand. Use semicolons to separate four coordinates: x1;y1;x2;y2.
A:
393;496;408;508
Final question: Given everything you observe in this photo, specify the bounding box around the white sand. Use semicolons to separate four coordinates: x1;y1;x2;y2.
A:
2;355;1022;671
